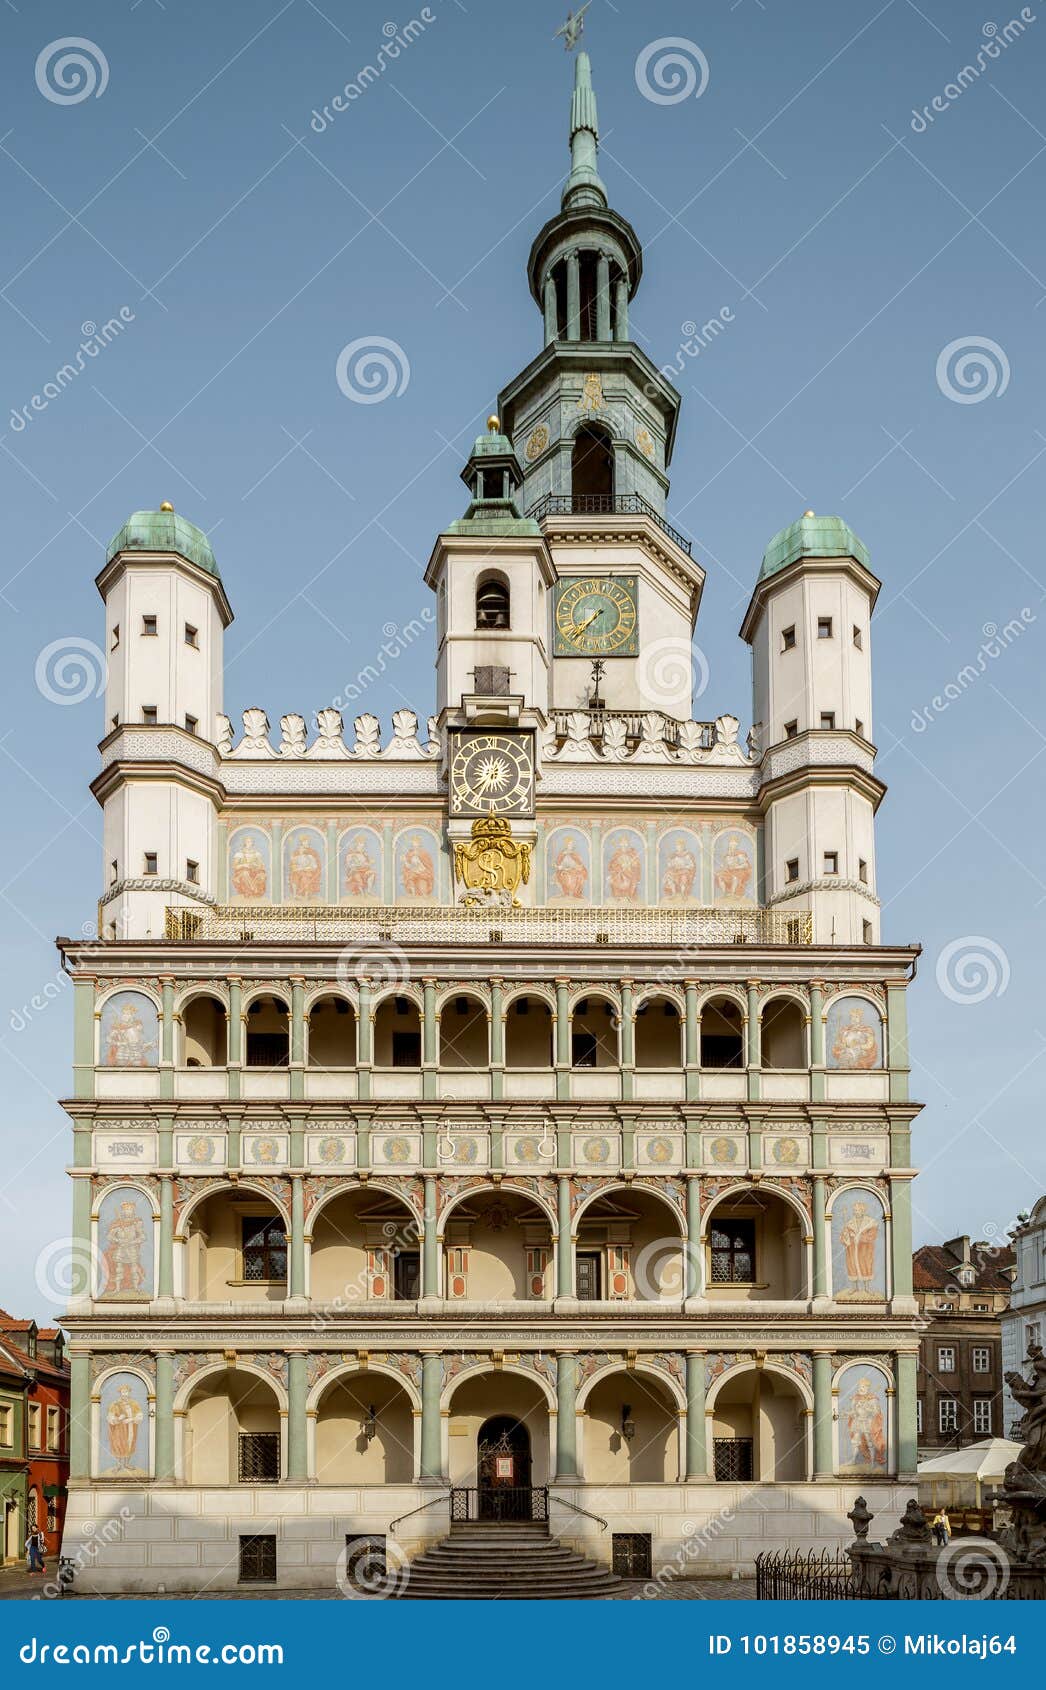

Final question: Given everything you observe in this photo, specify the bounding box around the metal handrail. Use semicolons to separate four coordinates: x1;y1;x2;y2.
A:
548;1493;609;1531
389;1490;450;1534
526;492;693;557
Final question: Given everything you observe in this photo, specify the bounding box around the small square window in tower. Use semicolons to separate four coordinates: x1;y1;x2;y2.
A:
473;665;512;697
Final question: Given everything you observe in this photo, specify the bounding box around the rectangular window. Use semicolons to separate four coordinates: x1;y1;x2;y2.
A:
28;1403;42;1448
575;1251;602;1301
938;1398;959;1433
784;719;798;739
46;1406;60;1452
972;1346;991;1374
343;1535;387;1593
973;1399;993;1435
47;1496;58;1532
110;859;118;886
0;1405;11;1445
571;1031;598;1069
241;1215;287;1282
142;706;158;725
238;1532;277;1581
819;711;836;731
854;717;864;738
858;858;868;883
612;1533;652;1577
184;714;198;735
823;851;838;875
111;714;119;730
393;1251;421;1301
853;624;863;649
142;616;158;637
786;857;799;883
391;1029;421;1068
1027;1321;1041;1350
916;1398;924;1434
186;859;199;884
713;1438;754;1481
184;623;198;648
473;665;511;696
710;1219;756;1284
246;1030;289;1068
937;1346;956;1372
110;624;120;650
817;617;833;639
862;920;873;944
781;625;796;651
144;852;158;876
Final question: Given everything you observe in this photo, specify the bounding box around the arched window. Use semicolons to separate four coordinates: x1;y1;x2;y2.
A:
476;574;510;630
571;425;614;503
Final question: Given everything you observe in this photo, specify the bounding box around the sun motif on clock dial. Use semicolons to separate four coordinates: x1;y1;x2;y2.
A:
449;732;535;817
553;575;639;657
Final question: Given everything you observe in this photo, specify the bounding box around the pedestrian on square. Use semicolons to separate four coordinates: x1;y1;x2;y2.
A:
931;1508;951;1547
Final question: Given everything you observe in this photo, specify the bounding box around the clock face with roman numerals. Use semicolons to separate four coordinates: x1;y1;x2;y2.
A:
553;575;639;657
449;731;535;818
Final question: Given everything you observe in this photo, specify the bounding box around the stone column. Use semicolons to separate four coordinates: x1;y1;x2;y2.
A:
290;977;305;1101
596;252;611;341
555;978;570;1101
813;1351;833;1477
287;1351;308;1482
684;979;700;1101
685;1351;707;1479
289;1176;306;1299
685;1175;702;1299
746;980;761;1101
160;976;175;1101
69;1352;90;1480
555;1352;578;1479
543;273;558;344
895;1351;918;1476
158;1175;174;1298
614;275;629;341
227;976;242;1103
357;977;372;1101
154;1351;175;1481
812;1174;828;1301
423;978;437;1101
566;252;581;342
490;977;504;1102
809;980;825;1103
422;1175;439;1298
420;1353;443;1481
620;976;635;1077
556;1175;573;1298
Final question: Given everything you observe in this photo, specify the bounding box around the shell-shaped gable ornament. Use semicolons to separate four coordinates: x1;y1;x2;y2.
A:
382;708;426;759
631;711;675;763
230;707;277;758
215;713;234;756
350;712;382;759
707;713;749;766
278;713;308;757
560;710;600;762
424;715;441;759
306;707;352;759
601;717;628;762
676;720;709;764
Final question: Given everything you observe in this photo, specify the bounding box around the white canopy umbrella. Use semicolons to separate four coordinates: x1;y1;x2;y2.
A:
918;1438;1023;1508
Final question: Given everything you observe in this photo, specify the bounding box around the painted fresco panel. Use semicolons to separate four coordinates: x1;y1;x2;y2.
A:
97;1185;155;1297
831;1187;887;1300
97;1370;150;1478
837;1364;889;1475
602;827;645;905
339;827;382;903
228;827;270;904
546;827;590;906
99;992;158;1069
826;996;883;1070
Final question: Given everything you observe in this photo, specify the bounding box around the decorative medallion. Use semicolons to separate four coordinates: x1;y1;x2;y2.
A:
582;1136;610;1164
453;814;533;904
635;425;655;460
710;1137;740;1164
525;423;549;462
247;1136;281;1165
317;1136;346;1164
186;1135;216;1165
647;1136;674;1164
576;372;606;415
515;1136;542;1164
383;1136;412;1164
769;1136;800;1165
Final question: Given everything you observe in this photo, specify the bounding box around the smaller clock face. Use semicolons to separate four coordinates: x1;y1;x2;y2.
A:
449;732;535;817
553;575;639;657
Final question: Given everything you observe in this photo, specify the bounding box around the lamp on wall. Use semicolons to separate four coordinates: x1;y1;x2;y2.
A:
362;1405;378;1443
621;1405;636;1442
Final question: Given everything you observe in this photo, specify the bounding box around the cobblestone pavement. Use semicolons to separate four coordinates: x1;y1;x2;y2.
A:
0;1566;757;1601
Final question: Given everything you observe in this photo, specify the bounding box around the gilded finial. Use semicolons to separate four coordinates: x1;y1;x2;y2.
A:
159;501;174;512
487;415;500;434
803;508;815;518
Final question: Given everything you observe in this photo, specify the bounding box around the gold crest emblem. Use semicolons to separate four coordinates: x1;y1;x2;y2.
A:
454;815;532;906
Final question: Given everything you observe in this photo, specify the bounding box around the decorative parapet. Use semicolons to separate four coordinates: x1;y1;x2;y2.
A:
219;708;440;763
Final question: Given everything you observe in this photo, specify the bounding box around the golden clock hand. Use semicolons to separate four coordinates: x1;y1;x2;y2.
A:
573;607;601;633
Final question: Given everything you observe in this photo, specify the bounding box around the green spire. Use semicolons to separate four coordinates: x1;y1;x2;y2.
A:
562;51;607;211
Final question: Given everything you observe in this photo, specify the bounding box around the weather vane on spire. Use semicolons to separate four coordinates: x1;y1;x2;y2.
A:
554;4;591;52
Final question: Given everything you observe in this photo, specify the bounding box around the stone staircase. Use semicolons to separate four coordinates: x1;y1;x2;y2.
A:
396;1520;624;1600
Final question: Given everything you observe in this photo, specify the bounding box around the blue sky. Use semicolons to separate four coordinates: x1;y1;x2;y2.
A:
2;0;1045;1318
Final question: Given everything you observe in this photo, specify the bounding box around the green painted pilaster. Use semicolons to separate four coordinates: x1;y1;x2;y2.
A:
69;1353;90;1480
890;1178;914;1298
746;980;761;1101
290;1176;305;1298
290;978;305;1101
896;1351;918;1475
813;1351;833;1477
287;1351;308;1482
886;983;910;1103
557;1174;573;1298
685;1176;702;1298
812;1174;827;1299
620;979;635;1069
73;980;96;1099
810;981;825;1103
357;978;372;1101
684;980;700;1102
420;1353;442;1481
422;1176;439;1297
555;1352;578;1478
158;1176;174;1298
154;1352;174;1480
685;1351;707;1478
160;978;175;1100
72;1175;92;1299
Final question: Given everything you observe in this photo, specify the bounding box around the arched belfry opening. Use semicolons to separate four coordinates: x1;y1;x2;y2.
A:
572;424;614;503
475;573;510;630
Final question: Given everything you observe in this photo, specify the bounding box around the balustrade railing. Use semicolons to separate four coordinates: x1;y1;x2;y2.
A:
450;1485;549;1524
527;492;693;556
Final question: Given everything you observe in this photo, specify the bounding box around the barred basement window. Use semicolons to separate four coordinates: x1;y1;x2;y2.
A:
344;1535;387;1593
239;1534;277;1582
713;1437;753;1481
238;1433;280;1484
612;1533;652;1577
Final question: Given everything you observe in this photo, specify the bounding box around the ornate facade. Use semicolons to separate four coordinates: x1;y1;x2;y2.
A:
59;53;920;1591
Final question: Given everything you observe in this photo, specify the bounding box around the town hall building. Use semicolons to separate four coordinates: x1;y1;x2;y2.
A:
58;52;920;1592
